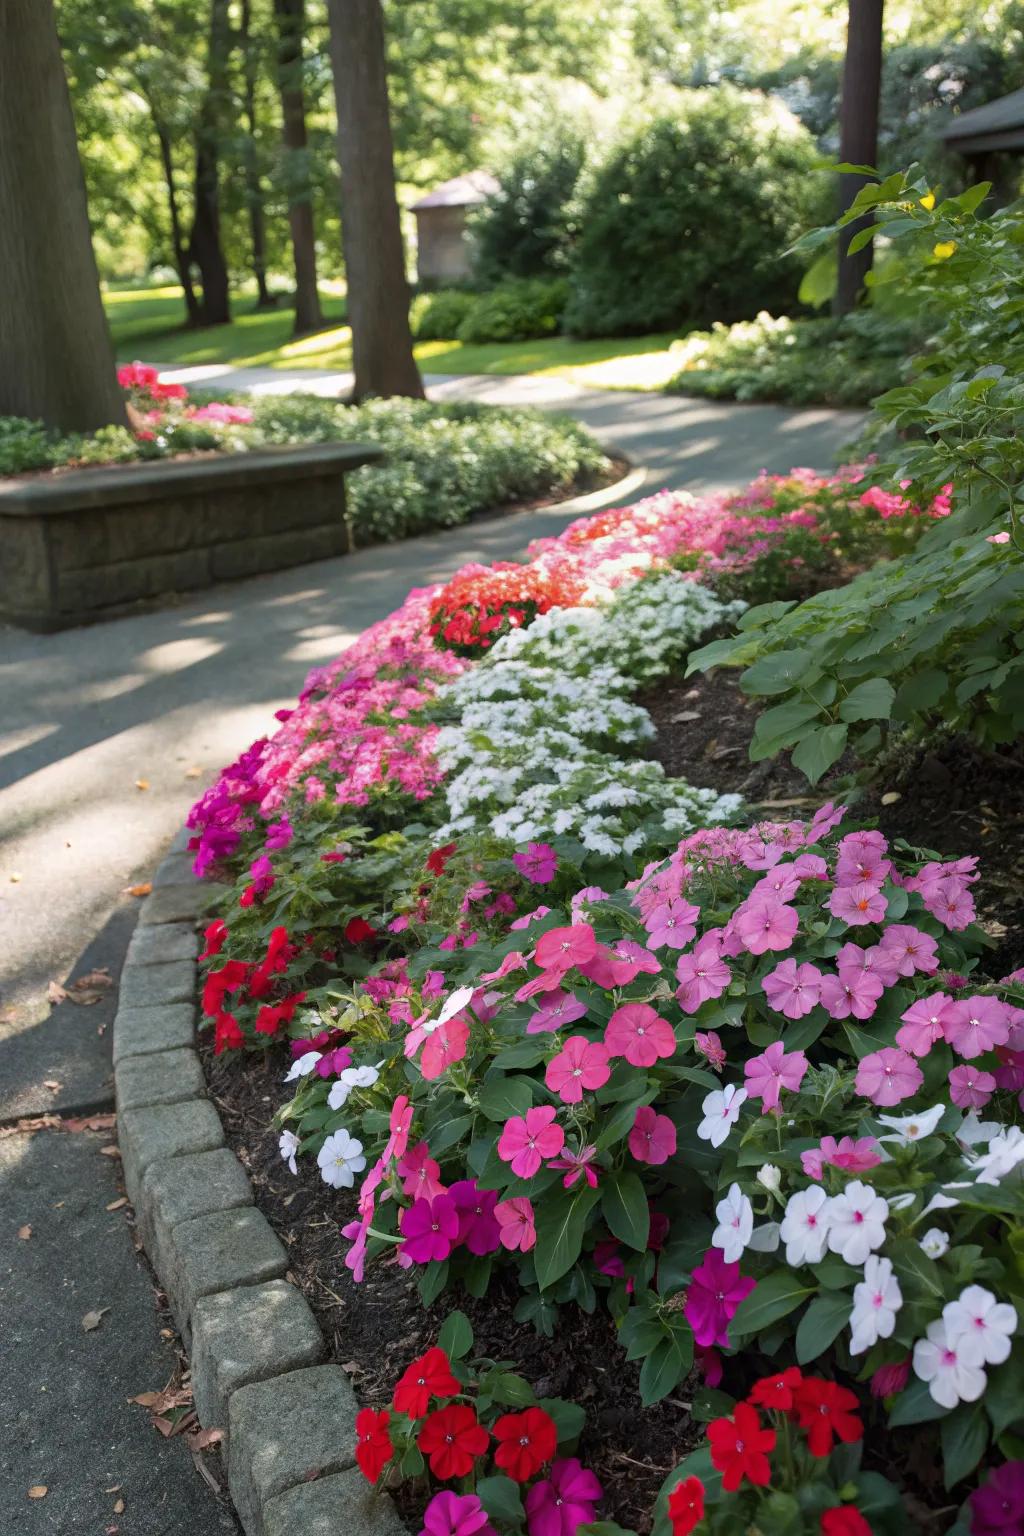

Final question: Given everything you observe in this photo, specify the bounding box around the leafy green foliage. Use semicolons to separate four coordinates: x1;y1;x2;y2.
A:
471;125;586;282
410;288;478;342
455;278;570;345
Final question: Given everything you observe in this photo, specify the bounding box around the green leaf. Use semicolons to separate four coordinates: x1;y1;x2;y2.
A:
419;1260;449;1306
740;649;813;697
437;1309;473;1360
399;1444;425;1477
889;1376;948;1427
539;1395;587;1444
985;1358;1024;1437
757;1492;803;1534
791;724;849;784
477;1073;534;1121
534;1185;601;1291
940;1402;988;1488
729;1271;815;1339
640;1334;689;1406
476;1475;525;1523
838;678;896;722
795;1291;852;1364
798;249;837;309
489;1371;536;1408
603;1171;649;1252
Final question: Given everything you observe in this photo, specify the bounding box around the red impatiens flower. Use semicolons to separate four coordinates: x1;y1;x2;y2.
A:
426;842;458;876
345;916;376;944
492;1407;558;1483
199;919;228;960
202;958;249;1017
417;1404;489;1480
354;1407;393;1482
393;1346;461;1420
748;1366;804;1414
213;1011;244;1054
667;1475;705;1535
793;1378;863;1458
707;1401;775;1491
821;1508;873;1536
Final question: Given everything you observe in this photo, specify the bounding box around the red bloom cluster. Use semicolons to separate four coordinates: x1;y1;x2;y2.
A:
427;562;586;655
117;361;188;403
201;923;301;1051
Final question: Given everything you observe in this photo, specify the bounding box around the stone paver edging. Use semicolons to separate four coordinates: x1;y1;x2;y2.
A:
114;832;405;1536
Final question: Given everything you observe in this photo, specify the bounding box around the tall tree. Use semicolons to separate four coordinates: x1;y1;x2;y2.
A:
0;0;125;431
273;0;324;333
834;0;884;314
326;0;423;399
188;0;233;325
239;0;274;307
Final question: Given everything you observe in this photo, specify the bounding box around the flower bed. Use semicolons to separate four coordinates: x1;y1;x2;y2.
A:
186;466;1021;1536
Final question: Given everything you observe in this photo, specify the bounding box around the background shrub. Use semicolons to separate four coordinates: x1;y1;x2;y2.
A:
410;288;478;342
470;125;586;283
454;277;569;344
564;87;822;338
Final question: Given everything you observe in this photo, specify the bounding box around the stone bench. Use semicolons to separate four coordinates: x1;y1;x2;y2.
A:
0;440;383;631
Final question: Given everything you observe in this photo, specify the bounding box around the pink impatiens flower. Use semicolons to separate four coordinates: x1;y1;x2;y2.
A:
878;924;939;977
604;1003;676;1068
644;898;700;951
524;1458;603;1536
732;897;799;956
421;1016;470;1081
548;1143;599;1190
694;1030;727;1072
801;1134;883;1181
513;842;558;884
949;1064;997;1110
828;881;888;926
762;959;823;1019
855;1047;923;1106
535;923;596;974
744;1041;808;1113
675;940;730;1013
924;877;975;931
820;968;883;1020
545;1036;611;1104
528;989;587;1034
398;1142;445;1200
628;1106;678;1165
400;1193;459;1264
684;1247;756;1348
495;1196;537;1252
896;993;960;1057
498;1106;565;1179
944;996;1009;1059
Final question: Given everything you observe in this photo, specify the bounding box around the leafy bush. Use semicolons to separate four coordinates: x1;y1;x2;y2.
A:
410;288;478;342
470;125;586;283
455;278;569;345
0;416;57;475
667;310;918;408
564;88;822;338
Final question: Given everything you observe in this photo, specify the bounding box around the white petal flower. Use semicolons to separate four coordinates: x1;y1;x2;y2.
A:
826;1180;889;1266
957;1110;1002;1150
284;1050;322;1082
757;1163;782;1193
712;1183;754;1263
973;1127;1024;1185
919;1227;949;1259
943;1285;1018;1367
779;1186;831;1267
850;1254;903;1355
437;985;475;1028
697;1084;747;1149
317;1129;366;1189
877;1104;945;1145
913;1319;987;1409
278;1129;300;1176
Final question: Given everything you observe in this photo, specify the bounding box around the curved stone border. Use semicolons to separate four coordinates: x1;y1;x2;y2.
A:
114;829;405;1536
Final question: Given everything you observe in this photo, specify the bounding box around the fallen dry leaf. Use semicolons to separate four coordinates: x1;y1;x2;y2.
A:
113;1499;125;1515
124;882;152;898
184;765;202;779
82;1307;110;1332
0;1114;60;1138
9;871;21;883
188;1426;224;1451
135;778;150;791
65;1113;117;1133
43;1080;61;1093
152;1416;175;1438
64;968;114;1006
128;1391;162;1409
99;1145;121;1159
27;1486;47;1500
17;1225;31;1240
106;1197;128;1212
881;790;902;805
47;981;67;1006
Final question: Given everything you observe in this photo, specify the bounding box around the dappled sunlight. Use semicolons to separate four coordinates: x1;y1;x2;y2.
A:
0;722;59;761
136;636;225;673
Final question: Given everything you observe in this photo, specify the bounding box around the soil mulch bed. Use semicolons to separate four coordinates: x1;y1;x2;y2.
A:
202;1040;697;1532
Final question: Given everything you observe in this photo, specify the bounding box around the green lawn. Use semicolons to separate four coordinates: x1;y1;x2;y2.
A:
105;283;684;391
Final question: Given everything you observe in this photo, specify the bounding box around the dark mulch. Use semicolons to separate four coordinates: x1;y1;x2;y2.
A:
202;1040;699;1532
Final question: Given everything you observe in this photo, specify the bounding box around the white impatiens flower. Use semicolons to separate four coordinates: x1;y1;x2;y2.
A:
913;1319;987;1409
974;1127;1024;1186
827;1180;889;1266
697;1084;747;1149
327;1064;381;1110
919;1228;950;1259
943;1286;1018;1367
876;1104;945;1146
317;1128;366;1189
712;1183;754;1263
278;1129;300;1175
779;1186;831;1267
957;1111;1002;1150
436;986;475;1028
850;1255;903;1355
757;1163;782;1194
284;1050;322;1082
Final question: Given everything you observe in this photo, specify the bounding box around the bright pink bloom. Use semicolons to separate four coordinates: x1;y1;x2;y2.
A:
524;1458;602;1536
744;1041;808;1112
604;1003;676;1067
645;898;700;951
948;1064;997;1109
528;989;587;1034
535;924;596;974
944;996;1009;1059
801;1135;882;1181
450;1180;501;1255
398;1141;445;1201
498;1106;565;1178
694;1030;727;1071
419;1491;496;1536
495;1196;537;1252
923;877;975;930
629;1106;677;1165
896;993;960;1056
400;1194;459;1264
878;924;939;977
762;959;823;1019
385;1095;413;1162
685;1248;755;1348
870;1359;911;1398
839;940;900;989
513;843;558;884
611;939;661;976
820;968;883;1020
510;905;552;931
675;940;730;1013
545;1036;611;1104
855;1047;923;1106
548;1143;599;1190
421;1016;470;1081
733;897;799;955
828;881;887;926
750;867;801;903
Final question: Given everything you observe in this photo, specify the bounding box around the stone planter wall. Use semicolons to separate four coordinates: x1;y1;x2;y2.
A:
0;441;383;631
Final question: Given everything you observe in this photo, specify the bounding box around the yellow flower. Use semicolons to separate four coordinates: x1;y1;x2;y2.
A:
933;240;957;260
920;192;936;211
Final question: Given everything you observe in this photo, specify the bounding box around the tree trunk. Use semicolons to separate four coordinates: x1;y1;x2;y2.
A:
188;0;232;326
156;122;202;326
240;0;274;307
326;0;423;399
0;0;126;431
273;0;324;334
834;0;885;316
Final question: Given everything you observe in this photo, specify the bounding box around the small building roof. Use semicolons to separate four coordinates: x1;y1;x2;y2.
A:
943;88;1024;153
411;171;499;212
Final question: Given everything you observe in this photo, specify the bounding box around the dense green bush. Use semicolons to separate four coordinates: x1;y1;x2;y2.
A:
564;88;822;338
410;288;478;342
454;277;569;344
667;309;919;407
470;126;586;282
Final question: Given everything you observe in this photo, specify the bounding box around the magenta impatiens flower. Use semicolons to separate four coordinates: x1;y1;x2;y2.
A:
675;940;730;1013
732;896;799;955
744;1041;808;1113
685;1247;755;1347
495;1196;537;1252
524;1457;603;1536
969;1460;1024;1536
545;1036;611;1104
527;988;587;1035
827;881;888;926
513;842;558;884
450;1180;501;1255
420;1491;496;1536
498;1106;565;1178
400;1193;459;1264
629;1106;677;1165
535;923;596;974
949;1064;997;1110
604;1003;676;1067
944;996;1010;1059
548;1143;599;1190
762;959;823;1019
855;1047;923;1106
